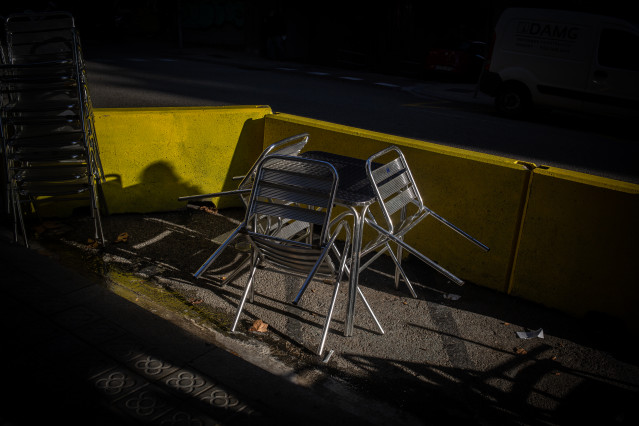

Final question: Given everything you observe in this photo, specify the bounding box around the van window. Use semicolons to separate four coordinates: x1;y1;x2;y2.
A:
598;29;639;71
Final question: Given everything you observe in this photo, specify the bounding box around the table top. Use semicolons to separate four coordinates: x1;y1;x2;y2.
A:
300;151;377;206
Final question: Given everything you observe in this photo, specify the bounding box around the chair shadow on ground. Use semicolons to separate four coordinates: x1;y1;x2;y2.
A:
328;340;639;425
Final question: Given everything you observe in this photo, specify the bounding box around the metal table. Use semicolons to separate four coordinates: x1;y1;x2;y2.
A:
300;151;378;337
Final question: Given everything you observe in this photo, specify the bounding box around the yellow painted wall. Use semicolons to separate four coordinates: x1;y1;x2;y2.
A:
94;106;271;214
263;113;530;292
509;167;639;330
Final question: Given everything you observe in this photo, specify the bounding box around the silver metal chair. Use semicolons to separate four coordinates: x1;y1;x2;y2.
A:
361;146;489;296
197;154;381;355
181;133;311;282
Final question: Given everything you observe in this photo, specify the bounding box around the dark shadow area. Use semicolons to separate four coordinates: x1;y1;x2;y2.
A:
394;254;639;365
0;235;378;425
414;100;638;183
298;255;639;425
4;206;638;425
331;343;639;425
5;0;637;77
490;105;636;144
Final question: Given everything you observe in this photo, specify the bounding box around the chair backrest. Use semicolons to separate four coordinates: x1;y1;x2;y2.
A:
2;12;85;114
236;133;309;192
238;133;310;239
176;133;310;206
247;154;337;240
244;155;338;273
5;12;78;64
366;146;424;233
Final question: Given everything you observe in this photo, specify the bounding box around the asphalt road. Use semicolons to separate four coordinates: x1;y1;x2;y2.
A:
82;39;639;184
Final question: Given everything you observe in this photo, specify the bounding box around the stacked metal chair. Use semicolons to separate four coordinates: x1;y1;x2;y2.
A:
1;15;6;216
181;133;311;282
223;154;381;356
0;11;104;247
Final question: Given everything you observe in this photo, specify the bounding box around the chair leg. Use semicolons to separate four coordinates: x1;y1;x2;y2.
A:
385;243;417;298
318;279;340;356
4;182;9;215
394;239;403;290
366;221;465;286
10;190;20;244
231;256;259;332
395;206;406;290
12;192;29;248
89;181;105;245
293;240;334;305
357;286;384;334
194;224;244;278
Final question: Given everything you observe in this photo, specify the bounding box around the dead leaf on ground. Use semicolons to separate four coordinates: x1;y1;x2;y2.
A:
199;205;218;214
514;347;527;355
189;298;203;305
35;221;64;235
115;232;129;243
87;238;100;248
249;319;269;333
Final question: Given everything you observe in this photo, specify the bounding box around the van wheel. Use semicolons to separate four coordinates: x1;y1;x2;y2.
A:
495;83;531;118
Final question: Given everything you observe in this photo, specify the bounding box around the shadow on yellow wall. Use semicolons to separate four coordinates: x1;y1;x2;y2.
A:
98;113;268;215
101;161;204;215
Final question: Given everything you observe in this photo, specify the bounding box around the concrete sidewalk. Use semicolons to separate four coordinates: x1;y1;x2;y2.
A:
2;208;638;426
1;214;412;426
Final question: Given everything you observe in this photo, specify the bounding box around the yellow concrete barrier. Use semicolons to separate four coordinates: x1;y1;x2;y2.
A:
94;106;271;214
31;106;638;329
264;113;530;292
509;167;639;331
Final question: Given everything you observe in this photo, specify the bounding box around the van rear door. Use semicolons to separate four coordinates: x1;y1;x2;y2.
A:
585;25;639;117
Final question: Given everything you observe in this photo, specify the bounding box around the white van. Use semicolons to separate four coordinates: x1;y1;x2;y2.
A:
479;8;639;118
